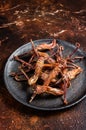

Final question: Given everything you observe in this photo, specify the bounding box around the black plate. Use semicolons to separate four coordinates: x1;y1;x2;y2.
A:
4;39;86;111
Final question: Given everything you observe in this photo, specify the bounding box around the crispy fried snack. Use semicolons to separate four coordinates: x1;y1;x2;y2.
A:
10;39;83;104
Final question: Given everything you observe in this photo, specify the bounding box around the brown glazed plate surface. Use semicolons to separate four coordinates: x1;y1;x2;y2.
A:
4;39;86;111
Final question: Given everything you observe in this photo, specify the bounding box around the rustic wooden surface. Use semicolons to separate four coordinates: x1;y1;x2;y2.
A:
0;0;86;130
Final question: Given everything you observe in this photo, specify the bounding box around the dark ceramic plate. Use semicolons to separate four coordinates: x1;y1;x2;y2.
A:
4;39;86;111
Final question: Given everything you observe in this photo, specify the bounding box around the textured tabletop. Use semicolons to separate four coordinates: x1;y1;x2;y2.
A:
0;0;86;130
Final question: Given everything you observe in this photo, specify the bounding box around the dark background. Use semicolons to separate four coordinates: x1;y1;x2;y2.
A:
0;0;86;130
